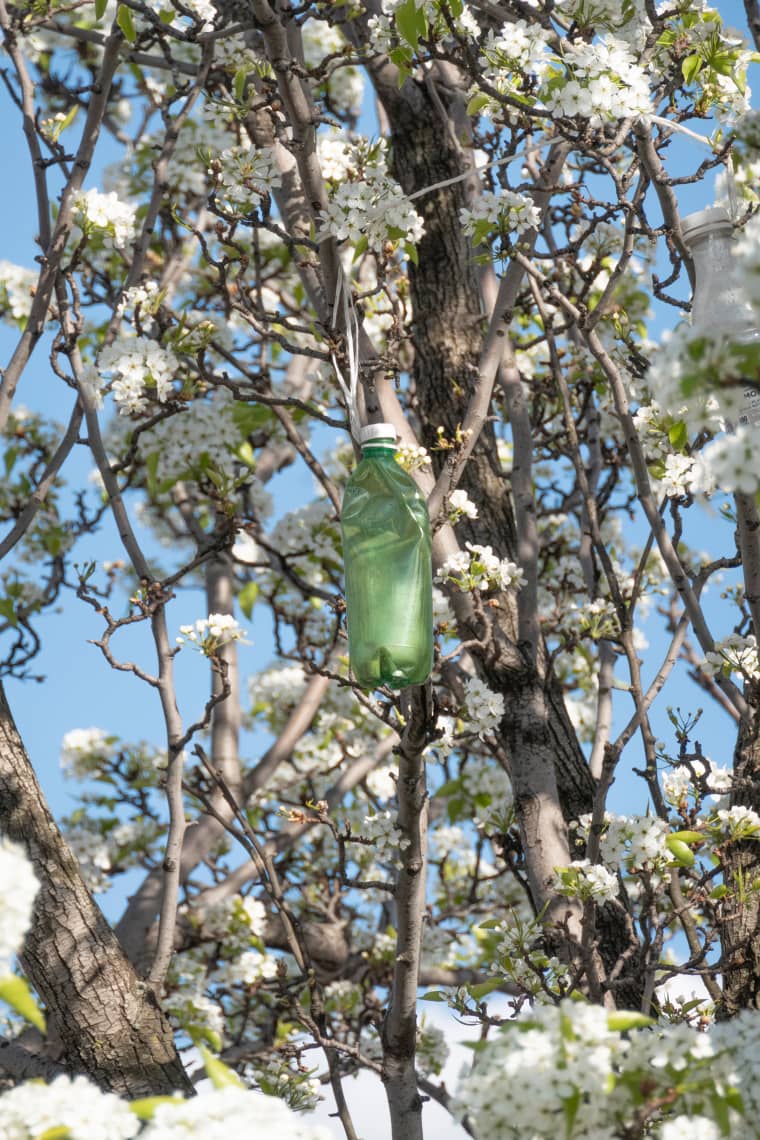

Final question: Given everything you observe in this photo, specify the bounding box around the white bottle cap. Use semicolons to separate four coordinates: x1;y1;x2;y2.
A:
681;206;732;245
359;423;397;444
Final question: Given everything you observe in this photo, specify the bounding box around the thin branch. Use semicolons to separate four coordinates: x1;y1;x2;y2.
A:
382;683;433;1140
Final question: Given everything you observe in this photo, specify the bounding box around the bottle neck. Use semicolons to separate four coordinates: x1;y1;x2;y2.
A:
361;442;397;458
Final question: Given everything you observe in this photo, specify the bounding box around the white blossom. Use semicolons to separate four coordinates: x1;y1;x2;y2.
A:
141;1086;332;1139
212;145;282;213
0;260;38;326
72;187;136;250
660;1118;720;1140
447;488;479;522
703;633;759;681
317;171;424;252
710;805;760;841
177;613;247;654
0;1075;139;1140
416;1018;449;1077
0;837;39;971
60;726;112;779
654;452;696;499
359;811;410;861
436;542;526;593
543;36;652;125
97;335;179;416
555;858;620;902
459;190;540;239
462;677;505;738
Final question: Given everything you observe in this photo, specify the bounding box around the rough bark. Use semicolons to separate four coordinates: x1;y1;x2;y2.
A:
0;681;192;1096
719;700;760;1018
382;685;431;1140
366;74;650;1007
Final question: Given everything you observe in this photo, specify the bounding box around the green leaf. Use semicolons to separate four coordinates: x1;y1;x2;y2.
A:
475;918;503;930
403;241;419;267
666;835;696;867
0;974;46;1032
0;597;18;628
467;978;502;1001
235;440;256;469
670;830;704;845
231;403;273;434
233;68;247;103
394;0;423;50
711;1091;732;1136
667;419;688;451
682;53;703;85
117;4;137;43
607;1010;655;1031
198;1045;245;1089
94;0;108;19
563;1087;581;1139
238;580;259;620
352;234;369;263
420;990;449;1002
129;1096;182;1121
38;1129;71;1140
466;91;492;116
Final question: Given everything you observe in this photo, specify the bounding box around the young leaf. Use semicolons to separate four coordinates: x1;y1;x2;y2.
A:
117;4;137;43
130;1096;183;1121
198;1044;245;1088
682;53;703;85
238;580;259;620
666;835;696;867
467;978;502;1001
0;974;46;1032
607;1010;655;1031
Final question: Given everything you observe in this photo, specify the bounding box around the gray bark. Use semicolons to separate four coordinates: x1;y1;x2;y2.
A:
0;681;191;1097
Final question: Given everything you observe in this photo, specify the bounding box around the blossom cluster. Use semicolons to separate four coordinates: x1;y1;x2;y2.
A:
544;36;652;125
453;999;760;1139
447;488;478;522
574;812;671;878
0;259;38;327
436;542;526;593
176;613;247;654
462;676;505;739
358;811;410;863
554;857;620;902
0;1077;333;1139
459;189;541;244
93;335;179;416
702;633;759;681
71;187;137;251
0;835;39;971
211;145;282;214
317;167;424;253
60;726;113;779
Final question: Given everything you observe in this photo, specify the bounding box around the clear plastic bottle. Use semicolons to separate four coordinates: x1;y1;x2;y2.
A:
341;423;433;690
681;206;760;428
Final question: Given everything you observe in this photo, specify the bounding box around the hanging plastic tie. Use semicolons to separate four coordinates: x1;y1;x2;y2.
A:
330;264;362;443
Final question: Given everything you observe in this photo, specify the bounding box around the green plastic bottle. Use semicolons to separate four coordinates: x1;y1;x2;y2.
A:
341;423;433;690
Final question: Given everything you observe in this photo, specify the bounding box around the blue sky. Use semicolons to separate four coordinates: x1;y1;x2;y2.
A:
0;0;754;924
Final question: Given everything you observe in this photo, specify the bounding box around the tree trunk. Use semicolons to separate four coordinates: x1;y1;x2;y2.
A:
371;74;646;1002
719;699;760;1017
0;681;192;1097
